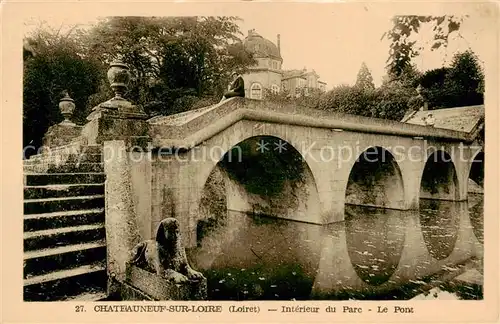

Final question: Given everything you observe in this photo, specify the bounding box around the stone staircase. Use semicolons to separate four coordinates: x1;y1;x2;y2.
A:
23;145;108;301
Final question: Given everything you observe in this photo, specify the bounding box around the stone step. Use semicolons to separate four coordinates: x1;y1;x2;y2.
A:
47;163;104;173
24;184;104;200
23;264;107;301
81;145;103;155
66;153;103;164
24;208;105;231
24;156;104;174
24;240;106;278
24;195;105;215
24;224;105;251
25;173;105;186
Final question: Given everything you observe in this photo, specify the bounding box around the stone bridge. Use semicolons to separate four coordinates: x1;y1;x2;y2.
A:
25;94;484;297
134;100;482;237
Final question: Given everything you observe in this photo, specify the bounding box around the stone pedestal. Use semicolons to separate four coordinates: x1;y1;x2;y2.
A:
82;108;150;147
42;123;82;148
124;264;207;300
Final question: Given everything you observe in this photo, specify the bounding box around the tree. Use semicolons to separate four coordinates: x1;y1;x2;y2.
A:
264;87;324;110
444;50;484;107
82;16;256;115
355;62;375;90
418;67;450;108
373;83;416;120
383;15;465;77
317;84;377;117
318;63;421;121
23;26;102;157
418;50;484;109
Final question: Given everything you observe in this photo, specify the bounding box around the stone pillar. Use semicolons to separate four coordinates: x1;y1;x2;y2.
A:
104;140;141;287
42;92;83;149
82;60;151;296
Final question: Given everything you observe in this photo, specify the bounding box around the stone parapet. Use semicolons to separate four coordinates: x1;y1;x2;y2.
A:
149;98;475;151
42;123;83;149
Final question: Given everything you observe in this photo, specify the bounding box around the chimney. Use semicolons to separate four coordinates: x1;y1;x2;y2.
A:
277;34;281;54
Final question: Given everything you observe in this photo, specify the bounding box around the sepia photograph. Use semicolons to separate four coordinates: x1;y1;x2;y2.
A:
20;9;488;302
1;1;498;322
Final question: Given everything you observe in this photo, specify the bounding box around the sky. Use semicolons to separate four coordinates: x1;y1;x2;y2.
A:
24;3;493;89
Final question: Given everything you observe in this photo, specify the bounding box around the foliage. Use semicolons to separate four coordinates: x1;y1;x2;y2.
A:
373;82;416;120
354;62;375;90
419;50;484;109
23;17;256;152
23;26;102;156
443;50;484;107
317;84;377;117
319;65;420;121
383;15;465;77
263;87;324;109
81;16;256;115
219;136;305;197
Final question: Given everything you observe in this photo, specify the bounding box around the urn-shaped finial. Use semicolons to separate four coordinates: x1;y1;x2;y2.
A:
59;90;76;125
107;60;131;99
87;59;147;120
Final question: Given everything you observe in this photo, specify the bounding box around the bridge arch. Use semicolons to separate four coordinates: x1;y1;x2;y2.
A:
420;150;459;200
195;126;323;196
344;146;405;210
194;133;321;246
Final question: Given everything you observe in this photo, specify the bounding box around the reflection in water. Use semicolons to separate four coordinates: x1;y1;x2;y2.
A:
190;211;323;300
188;199;483;300
468;195;484;244
420;200;460;260
345;205;406;286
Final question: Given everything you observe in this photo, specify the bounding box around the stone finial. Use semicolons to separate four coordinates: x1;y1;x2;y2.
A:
88;60;147;119
107;60;131;100
59;90;76;126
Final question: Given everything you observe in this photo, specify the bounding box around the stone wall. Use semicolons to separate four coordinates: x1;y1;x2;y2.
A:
242;70;282;98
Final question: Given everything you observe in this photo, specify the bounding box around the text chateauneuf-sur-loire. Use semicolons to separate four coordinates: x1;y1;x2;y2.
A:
92;304;415;314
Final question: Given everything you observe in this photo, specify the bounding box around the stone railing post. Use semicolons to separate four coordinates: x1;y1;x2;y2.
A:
81;60;151;297
42;91;83;149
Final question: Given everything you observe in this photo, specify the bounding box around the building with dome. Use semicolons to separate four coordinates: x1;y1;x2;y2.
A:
241;29;327;99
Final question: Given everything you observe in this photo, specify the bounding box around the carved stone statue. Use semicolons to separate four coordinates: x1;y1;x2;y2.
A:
129;218;205;284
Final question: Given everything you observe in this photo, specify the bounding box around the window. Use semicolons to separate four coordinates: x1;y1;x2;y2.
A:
271;84;280;94
273;61;278;69
250;83;263;100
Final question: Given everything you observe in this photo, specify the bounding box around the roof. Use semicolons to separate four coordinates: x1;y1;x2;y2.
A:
243;29;282;61
282;69;307;80
282;69;325;85
402;105;484;133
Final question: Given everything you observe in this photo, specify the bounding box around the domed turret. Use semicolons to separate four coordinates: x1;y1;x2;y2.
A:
243;29;282;62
